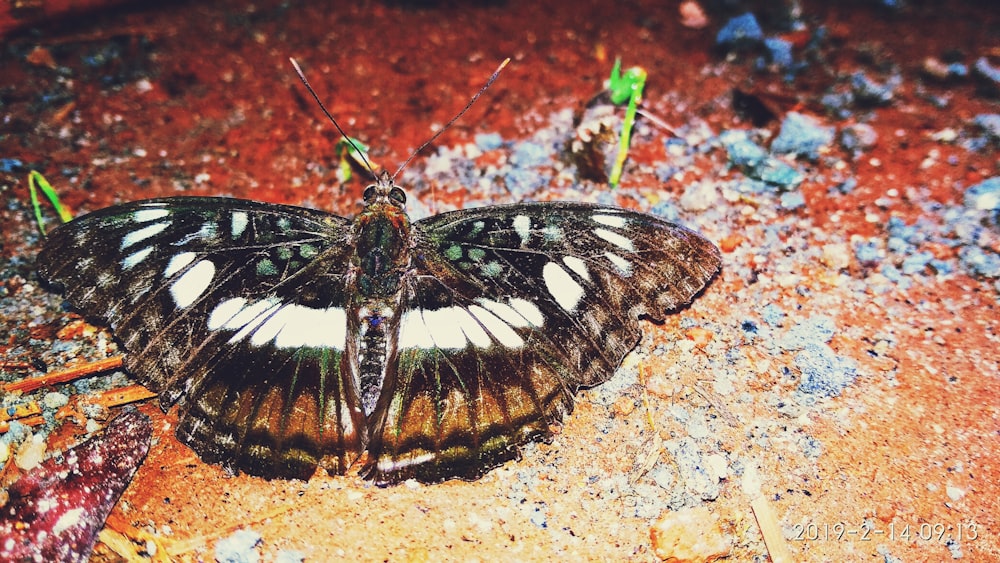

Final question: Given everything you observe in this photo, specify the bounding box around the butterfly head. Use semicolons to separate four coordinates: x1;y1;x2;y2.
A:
362;170;407;211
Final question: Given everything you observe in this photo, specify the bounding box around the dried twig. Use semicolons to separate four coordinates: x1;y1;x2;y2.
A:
3;356;124;394
751;495;794;563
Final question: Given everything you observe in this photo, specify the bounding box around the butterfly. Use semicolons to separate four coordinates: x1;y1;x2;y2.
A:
37;61;721;486
38;173;720;485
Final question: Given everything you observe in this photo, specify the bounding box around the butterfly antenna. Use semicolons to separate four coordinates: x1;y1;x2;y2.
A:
392;58;510;180
290;57;377;177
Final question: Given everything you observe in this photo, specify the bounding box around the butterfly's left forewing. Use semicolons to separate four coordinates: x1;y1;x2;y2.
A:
38;198;367;479
363;202;721;484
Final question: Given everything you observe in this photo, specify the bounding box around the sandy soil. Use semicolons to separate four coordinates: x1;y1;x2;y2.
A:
1;1;998;561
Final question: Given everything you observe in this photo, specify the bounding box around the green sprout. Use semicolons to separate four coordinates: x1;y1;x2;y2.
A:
28;170;73;235
606;58;647;188
334;136;371;183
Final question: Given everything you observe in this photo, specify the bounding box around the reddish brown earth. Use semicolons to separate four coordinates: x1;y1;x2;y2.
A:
1;1;998;561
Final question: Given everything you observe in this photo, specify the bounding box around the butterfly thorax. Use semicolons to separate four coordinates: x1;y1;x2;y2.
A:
353;173;412;299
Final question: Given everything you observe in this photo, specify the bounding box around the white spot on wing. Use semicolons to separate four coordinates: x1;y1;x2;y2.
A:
169;259;215;308
512;214;531;244
399;305;527;349
376;452;436;474
604;251;632;276
400;307;498;350
543;261;585;311
164;252;197;278
398;310;435;349
233;302;346;349
134;208;169;222
272;305;347;349
423;308;469;349
592;213;628;228
475;298;544;328
207;297;248;330
225;298;282;343
468;304;524;347
122;246;153;269
561;255;590;281
452;307;493;347
475;298;532;328
231;211;248;238
177;222;218;245
121;222;170;249
248;307;288;346
594;228;635;251
509;298;544;326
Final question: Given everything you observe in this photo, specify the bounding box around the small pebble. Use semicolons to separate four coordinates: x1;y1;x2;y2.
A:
822;243;851;270
650;505;732;562
841;123;878;153
763;37;794;70
795;343;858;397
474;132;503;151
215;529;262;563
43;392;69;409
946;485;966;501
972;57;1000;95
274;550;306;563
14;433;47;471
679;1;708;29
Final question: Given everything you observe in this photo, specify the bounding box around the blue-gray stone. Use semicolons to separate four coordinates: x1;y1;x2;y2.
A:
761;303;786;327
772;112;835;159
795;343;857;397
851;71;900;105
780;191;805;209
719;130;804;188
716;13;764;47
855;240;880;265
973;57;1000;94
964;177;1000;211
0;158;24;173
764;37;794;69
900;251;934;275
973;114;1000;142
779;315;836;351
474;132;504;151
960;246;1000;278
215;529;262;563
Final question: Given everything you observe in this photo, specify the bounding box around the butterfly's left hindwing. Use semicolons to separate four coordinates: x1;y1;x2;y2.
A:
39;198;367;479
363;202;721;484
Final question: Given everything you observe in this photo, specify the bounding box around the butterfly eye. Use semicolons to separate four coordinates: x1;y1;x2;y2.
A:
363;185;377;202
389;188;406;206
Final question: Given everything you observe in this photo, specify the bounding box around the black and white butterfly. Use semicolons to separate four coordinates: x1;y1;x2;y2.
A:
37;62;721;486
38;175;719;485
